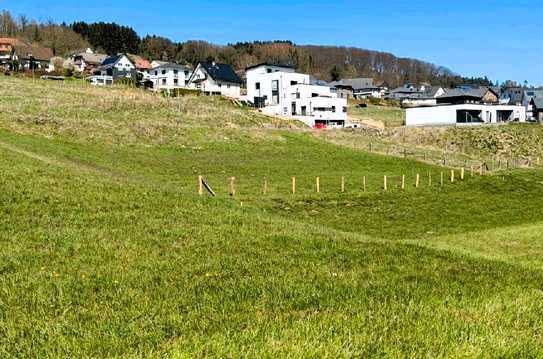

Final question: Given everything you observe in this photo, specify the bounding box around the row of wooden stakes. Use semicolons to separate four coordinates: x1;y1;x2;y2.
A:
197;167;478;196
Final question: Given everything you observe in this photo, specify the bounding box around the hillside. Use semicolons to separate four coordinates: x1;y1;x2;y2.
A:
2;76;543;357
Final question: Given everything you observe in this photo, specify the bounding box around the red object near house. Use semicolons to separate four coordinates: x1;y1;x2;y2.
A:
314;123;327;129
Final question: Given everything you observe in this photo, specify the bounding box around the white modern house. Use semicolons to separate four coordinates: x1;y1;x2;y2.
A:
145;63;191;91
406;104;526;127
246;63;348;128
187;62;242;97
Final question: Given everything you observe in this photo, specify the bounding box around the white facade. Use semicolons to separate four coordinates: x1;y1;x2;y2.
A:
406;104;526;127
402;98;438;107
87;75;113;86
111;54;135;72
354;88;385;99
188;63;241;98
246;64;347;127
146;64;191;91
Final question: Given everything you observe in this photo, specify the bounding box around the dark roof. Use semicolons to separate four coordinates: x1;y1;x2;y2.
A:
199;62;242;84
439;86;496;100
390;85;421;94
532;97;543;109
101;54;124;66
245;62;296;71
423;86;443;97
330;78;373;90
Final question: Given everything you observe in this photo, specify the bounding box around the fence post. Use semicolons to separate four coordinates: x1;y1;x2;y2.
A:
316;177;320;193
263;178;268;195
401;175;405;191
229;177;236;196
383;175;387;191
461;168;465;180
451;170;455;183
440;172;444;187
292;177;296;194
198;175;203;195
341;176;345;193
428;172;432;186
363;176;367;192
415;173;420;188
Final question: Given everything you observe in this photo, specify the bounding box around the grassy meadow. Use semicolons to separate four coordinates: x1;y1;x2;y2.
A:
1;76;543;357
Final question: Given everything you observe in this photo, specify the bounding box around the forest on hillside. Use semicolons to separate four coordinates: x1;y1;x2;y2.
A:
0;10;493;87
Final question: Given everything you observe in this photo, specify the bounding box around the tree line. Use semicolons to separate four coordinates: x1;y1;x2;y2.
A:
1;9;496;88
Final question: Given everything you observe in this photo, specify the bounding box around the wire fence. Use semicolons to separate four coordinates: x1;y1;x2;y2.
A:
195;168;486;198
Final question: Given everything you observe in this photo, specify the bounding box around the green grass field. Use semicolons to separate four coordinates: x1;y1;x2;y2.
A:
1;76;543;357
348;102;405;128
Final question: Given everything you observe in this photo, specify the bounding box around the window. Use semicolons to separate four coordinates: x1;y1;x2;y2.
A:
267;68;272;73
184;70;189;76
162;79;166;85
155;71;158;75
162;70;166;75
218;83;222;88
314;107;335;112
272;80;279;105
255;82;260;90
227;84;231;88
296;93;300;99
174;69;178;75
312;93;319;97
290;81;298;86
343;106;347;113
174;79;178;85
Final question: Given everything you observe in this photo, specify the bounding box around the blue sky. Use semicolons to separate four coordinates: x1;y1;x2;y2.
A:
2;0;541;85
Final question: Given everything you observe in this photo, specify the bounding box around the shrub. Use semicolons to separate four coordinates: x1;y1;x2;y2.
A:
115;77;137;87
160;88;200;98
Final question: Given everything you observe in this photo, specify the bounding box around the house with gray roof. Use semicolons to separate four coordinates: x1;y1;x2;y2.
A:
329;78;384;99
437;86;499;105
188;61;242;97
522;89;543;119
88;53;137;86
386;84;445;107
500;86;524;105
530;97;543;121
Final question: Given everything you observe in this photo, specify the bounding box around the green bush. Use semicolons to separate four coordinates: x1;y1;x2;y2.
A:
115;77;137;87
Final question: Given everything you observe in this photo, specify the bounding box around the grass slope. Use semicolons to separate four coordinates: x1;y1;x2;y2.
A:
1;77;543;357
